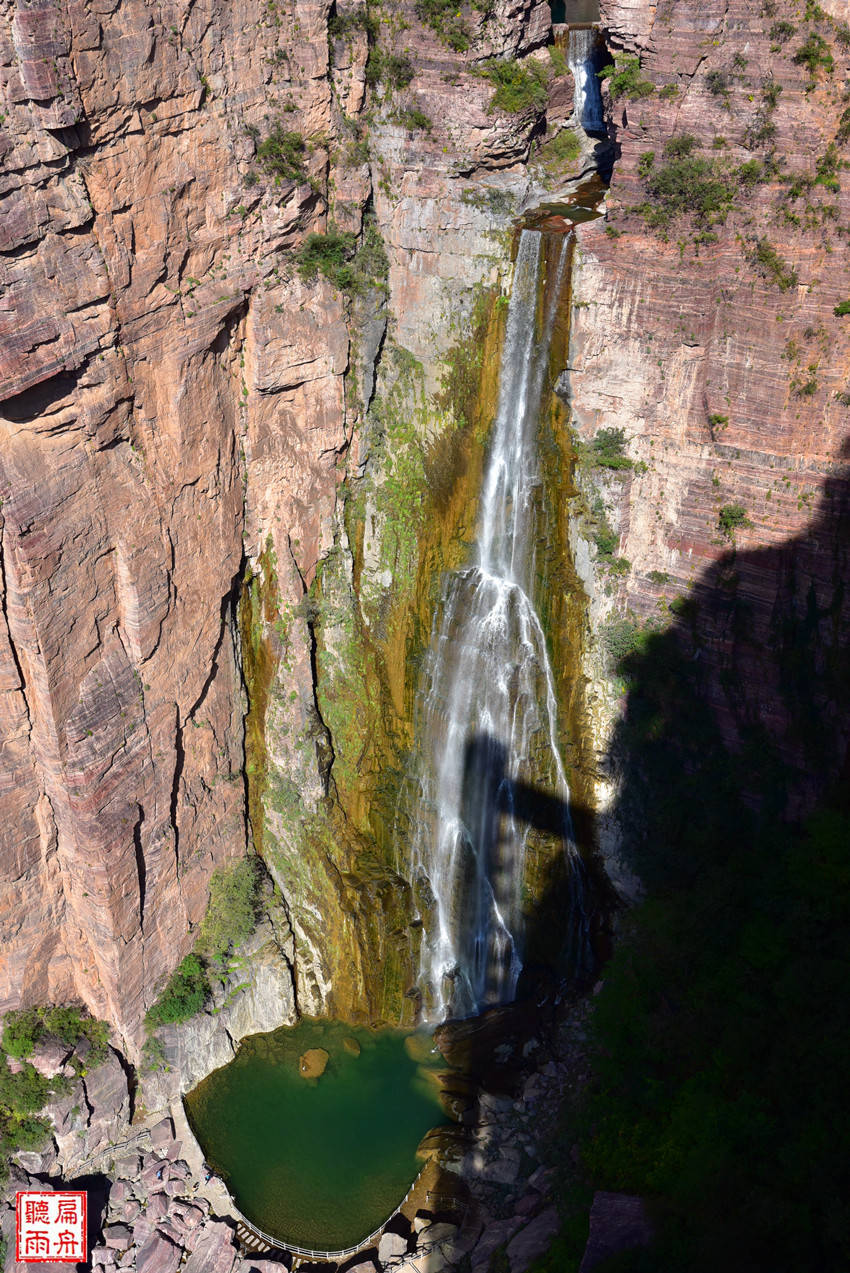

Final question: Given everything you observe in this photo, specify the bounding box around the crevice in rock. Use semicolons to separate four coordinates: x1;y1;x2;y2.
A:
186;567;243;723
0;367;83;421
78;1072;96;1127
169;709;184;879
110;1044;138;1124
0;515;34;736
132;803;147;930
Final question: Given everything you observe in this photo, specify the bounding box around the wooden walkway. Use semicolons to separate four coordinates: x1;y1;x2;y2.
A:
228;1160;455;1265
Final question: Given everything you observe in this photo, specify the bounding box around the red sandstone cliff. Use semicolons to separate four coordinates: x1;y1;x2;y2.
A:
0;0;556;1043
3;0;849;1044
571;0;850;845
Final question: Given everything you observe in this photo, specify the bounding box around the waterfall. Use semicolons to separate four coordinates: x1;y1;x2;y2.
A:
407;230;586;1022
568;27;605;134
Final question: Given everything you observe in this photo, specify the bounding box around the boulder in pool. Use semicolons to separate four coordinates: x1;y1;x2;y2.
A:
343;1037;361;1057
299;1048;329;1079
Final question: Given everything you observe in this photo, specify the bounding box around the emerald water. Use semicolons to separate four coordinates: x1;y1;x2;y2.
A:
184;1018;445;1250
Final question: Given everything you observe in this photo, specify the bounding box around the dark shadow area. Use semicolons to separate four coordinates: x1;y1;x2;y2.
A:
445;450;850;1270
536;450;850;1270
27;1171;112;1272
454;733;594;1012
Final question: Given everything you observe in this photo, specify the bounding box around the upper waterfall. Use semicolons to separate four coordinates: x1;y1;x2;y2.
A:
406;230;586;1023
568;26;605;135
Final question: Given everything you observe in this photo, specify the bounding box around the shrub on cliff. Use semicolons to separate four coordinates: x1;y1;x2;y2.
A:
752;238;798;291
256;124;308;185
538;128;581;175
718;502;752;538
146;954;209;1027
482;58;549;115
589;428;634;471
640;136;735;228
1;1005;108;1062
415;0;470;51
397;106;433;132
0;1051;71;1183
792;31;834;78
598;55;654;101
328;7;377;41
365;47;414;89
196;857;263;962
297;230;358;292
297;222;388;298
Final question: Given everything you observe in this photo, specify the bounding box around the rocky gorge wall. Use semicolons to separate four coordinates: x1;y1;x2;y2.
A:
3;0;850;1267
570;0;850;878
0;0;602;1047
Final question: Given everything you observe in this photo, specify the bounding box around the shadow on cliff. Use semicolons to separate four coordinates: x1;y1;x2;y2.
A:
558;450;850;1271
447;450;850;1271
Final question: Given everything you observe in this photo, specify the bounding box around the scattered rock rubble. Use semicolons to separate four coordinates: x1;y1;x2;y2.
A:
1;999;601;1273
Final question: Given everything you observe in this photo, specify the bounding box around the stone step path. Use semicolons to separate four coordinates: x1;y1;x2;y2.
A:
234;1220;273;1254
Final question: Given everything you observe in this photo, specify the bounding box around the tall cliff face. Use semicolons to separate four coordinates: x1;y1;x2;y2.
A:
5;0;848;1051
1;0;589;1043
570;0;850;877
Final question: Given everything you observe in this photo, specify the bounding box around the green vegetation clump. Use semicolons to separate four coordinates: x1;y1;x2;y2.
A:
366;47;414;89
0;1055;53;1183
594;523;619;558
718;502;752;537
598;55;654;101
705;69;729;96
770;18;796;43
2;1005;108;1063
815;142;841;191
588;427;633;471
837;105;850;144
297;230;358;292
196;857;263;962
792;32;834;77
297;222;388;297
414;0;470;51
738;158;765;187
146;954;209;1027
256;125;308;184
482;57;549;115
538;128;581;173
637;151;655;177
640;135;735;228
397;106;433;132
146;854;270;1027
602;617;647;663
834;300;850;315
548;45;568;78
0;1005;111;1182
752;238;798;291
329;8;377;39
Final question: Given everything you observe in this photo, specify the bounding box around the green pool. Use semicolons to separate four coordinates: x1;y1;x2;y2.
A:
184;1018;446;1250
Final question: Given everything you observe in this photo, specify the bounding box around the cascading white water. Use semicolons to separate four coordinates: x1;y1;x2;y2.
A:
407;230;585;1022
568;27;605;134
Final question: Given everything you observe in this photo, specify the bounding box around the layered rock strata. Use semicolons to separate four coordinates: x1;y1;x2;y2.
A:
0;0;592;1040
570;0;850;879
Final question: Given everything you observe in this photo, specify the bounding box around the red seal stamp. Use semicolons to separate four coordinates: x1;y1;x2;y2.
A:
16;1191;87;1263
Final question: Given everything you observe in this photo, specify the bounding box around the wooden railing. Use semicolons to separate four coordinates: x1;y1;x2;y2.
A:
229;1163;427;1260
